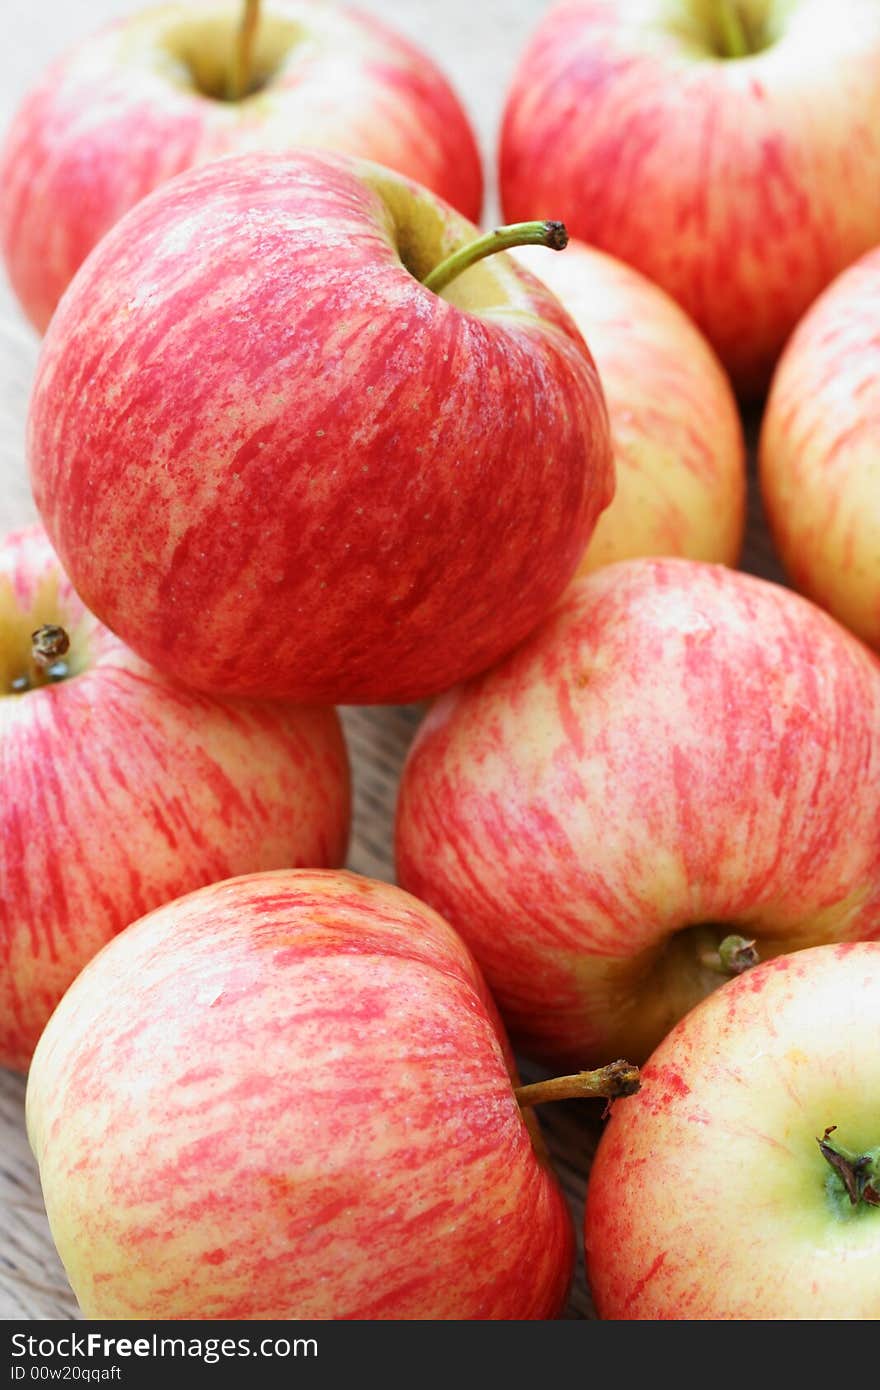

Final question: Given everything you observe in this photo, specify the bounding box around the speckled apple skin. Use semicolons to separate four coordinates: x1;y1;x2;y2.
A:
0;526;350;1071
28;150;612;705
0;0;483;332
396;558;880;1066
27;870;574;1320
500;0;880;395
760;248;880;649
514;241;745;575
586;942;880;1320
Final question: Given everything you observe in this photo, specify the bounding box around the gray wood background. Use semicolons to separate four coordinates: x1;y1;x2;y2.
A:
0;0;782;1321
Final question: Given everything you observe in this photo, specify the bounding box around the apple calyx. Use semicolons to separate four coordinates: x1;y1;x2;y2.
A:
818;1127;880;1210
9;624;72;694
699;933;759;977
227;0;261;102
422;221;569;297
515;1060;640;1109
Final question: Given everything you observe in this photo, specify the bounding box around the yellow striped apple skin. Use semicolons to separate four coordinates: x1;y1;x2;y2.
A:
586;943;880;1320
0;0;483;331
514;240;745;577
26;871;574;1320
28;151;613;704
761;247;880;649
0;525;350;1070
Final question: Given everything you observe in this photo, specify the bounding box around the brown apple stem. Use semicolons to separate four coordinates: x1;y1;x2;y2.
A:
818;1127;880;1208
515;1060;640;1109
422;220;568;296
228;0;261;101
31;624;70;669
698;933;758;976
715;0;750;58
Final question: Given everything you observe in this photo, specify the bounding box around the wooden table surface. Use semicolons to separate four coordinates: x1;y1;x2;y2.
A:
0;0;786;1321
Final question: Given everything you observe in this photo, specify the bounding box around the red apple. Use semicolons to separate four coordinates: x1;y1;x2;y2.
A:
760;247;880;649
0;524;349;1072
513;240;745;575
396;558;880;1067
27;869;576;1320
500;0;880;395
0;0;483;332
585;942;880;1320
28;150;612;705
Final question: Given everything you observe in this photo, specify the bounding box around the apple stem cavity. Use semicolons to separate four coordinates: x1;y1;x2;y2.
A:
699;933;758;976
714;0;751;59
818;1127;880;1210
515;1060;640;1109
227;0;261;102
422;220;569;296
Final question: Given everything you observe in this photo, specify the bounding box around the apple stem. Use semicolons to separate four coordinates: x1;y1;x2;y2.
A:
422;220;568;296
227;0;261;101
515;1060;640;1108
817;1127;880;1208
715;0;750;59
699;933;758;976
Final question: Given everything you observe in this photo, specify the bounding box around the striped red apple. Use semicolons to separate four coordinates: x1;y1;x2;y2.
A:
500;0;880;394
28;150;612;705
513;240;745;575
0;525;350;1071
25;871;638;1319
586;943;880;1319
0;0;483;332
396;558;880;1067
760;247;880;649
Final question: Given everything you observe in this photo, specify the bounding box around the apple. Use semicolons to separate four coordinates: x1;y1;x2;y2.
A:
0;524;350;1072
760;247;880;649
0;0;483;332
499;0;880;395
24;868;624;1319
513;240;745;576
585;942;880;1319
28;150;613;705
396;557;880;1068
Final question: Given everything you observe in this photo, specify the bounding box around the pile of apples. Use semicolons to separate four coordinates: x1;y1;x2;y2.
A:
2;0;880;1322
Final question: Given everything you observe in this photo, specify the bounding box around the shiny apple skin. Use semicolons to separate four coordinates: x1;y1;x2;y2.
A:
761;247;880;649
27;870;574;1320
514;240;745;575
0;0;483;332
0;525;350;1070
500;0;880;395
396;558;880;1066
586;943;880;1320
28;150;612;705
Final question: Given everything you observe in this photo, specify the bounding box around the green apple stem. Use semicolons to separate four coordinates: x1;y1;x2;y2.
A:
515;1060;640;1108
227;0;261;101
422;220;568;296
698;933;758;976
818;1127;880;1208
715;0;750;58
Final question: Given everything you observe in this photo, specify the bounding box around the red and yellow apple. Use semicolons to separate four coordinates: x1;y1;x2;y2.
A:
28;150;612;705
0;525;349;1072
760;247;880;649
586;942;880;1319
514;240;745;575
0;0;483;332
396;558;880;1067
500;0;880;394
27;870;575;1320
